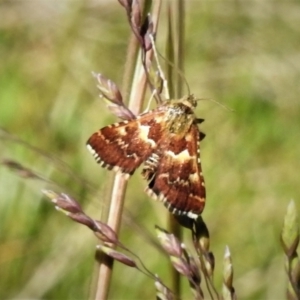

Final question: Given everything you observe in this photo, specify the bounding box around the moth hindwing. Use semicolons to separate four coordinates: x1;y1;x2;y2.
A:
87;95;206;219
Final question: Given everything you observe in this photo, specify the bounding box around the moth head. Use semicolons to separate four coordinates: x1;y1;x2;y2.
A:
180;94;197;109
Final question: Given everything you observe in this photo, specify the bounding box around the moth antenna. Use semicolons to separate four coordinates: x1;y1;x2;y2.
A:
149;34;170;100
143;90;157;113
196;98;234;112
154;45;191;97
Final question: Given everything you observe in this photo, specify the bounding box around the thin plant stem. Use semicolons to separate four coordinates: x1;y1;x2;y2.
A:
176;0;185;99
166;0;186;296
94;1;162;299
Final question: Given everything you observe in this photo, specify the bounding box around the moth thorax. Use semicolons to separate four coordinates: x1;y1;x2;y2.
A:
167;105;195;135
142;153;159;181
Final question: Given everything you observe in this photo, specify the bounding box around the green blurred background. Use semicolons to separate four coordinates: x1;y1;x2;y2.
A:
0;1;299;299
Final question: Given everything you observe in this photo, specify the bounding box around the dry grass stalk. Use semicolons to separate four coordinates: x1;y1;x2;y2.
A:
281;200;300;300
94;1;163;299
42;190;175;299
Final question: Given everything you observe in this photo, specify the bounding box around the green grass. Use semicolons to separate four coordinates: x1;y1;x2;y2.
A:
0;1;299;299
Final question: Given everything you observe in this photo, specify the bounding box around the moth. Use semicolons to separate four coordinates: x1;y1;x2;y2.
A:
87;95;206;219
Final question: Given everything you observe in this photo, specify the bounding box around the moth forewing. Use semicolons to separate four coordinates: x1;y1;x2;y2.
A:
87;95;206;219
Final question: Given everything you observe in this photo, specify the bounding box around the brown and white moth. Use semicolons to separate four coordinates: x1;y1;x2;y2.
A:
87;95;206;219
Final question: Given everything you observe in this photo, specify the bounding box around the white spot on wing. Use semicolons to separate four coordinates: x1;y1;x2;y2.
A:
187;211;198;219
145;188;158;200
166;149;192;161
189;173;199;182
158;193;166;202
87;144;95;154
139;125;156;147
116;126;127;136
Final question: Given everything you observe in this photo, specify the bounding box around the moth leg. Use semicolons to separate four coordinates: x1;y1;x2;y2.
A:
195;118;205;124
142;152;160;182
199;132;206;141
148;34;170;101
143;90;157;114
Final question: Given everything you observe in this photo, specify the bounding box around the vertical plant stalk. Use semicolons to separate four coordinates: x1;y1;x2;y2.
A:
94;1;162;299
281;200;300;300
175;0;185;99
166;0;185;296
